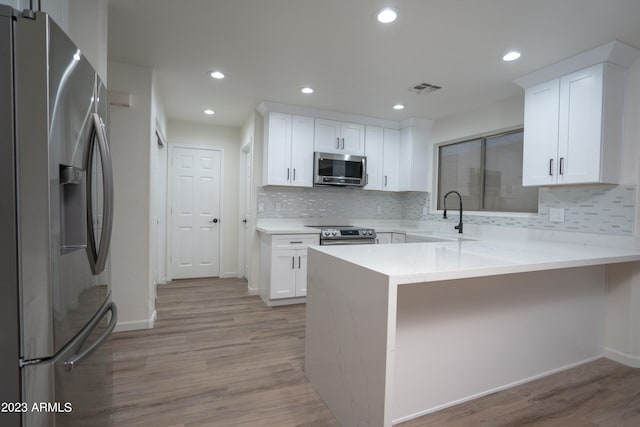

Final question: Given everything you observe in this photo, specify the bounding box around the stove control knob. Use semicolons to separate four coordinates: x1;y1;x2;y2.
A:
368;230;373;235
331;231;338;236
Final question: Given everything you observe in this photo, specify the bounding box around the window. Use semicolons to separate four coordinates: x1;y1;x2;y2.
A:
437;130;538;213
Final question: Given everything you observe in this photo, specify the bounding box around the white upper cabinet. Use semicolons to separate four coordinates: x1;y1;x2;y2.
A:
364;126;399;191
263;112;314;187
382;128;400;191
522;63;625;186
364;126;383;190
314;118;365;155
522;79;560;186
515;41;639;187
399;125;431;191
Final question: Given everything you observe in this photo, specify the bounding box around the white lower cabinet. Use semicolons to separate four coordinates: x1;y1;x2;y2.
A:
376;232;405;244
375;233;392;244
392;233;406;244
259;234;319;306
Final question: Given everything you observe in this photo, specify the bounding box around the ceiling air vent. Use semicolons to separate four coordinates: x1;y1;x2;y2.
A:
409;82;442;94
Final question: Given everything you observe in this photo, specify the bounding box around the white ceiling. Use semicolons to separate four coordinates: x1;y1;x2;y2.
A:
108;0;640;128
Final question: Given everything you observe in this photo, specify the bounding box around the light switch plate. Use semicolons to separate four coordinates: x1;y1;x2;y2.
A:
549;207;565;223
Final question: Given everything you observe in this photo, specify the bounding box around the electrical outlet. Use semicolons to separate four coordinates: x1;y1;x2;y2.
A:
549;208;565;223
422;207;428;215
376;205;382;214
257;202;265;213
275;202;282;212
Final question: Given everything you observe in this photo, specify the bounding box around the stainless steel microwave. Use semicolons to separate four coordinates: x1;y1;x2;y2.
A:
313;152;367;187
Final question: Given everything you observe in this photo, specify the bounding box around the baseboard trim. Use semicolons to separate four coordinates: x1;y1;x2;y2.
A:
604;347;640;368
115;310;157;332
220;272;239;278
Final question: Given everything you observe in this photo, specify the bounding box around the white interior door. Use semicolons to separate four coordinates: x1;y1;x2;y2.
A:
170;146;221;279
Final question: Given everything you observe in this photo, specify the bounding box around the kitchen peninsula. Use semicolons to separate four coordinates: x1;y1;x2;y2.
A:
304;239;640;426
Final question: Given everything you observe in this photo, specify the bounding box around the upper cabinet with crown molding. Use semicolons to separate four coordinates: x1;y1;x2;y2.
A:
515;41;639;187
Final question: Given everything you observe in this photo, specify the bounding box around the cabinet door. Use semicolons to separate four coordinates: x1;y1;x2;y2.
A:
265;113;292;186
522;79;560;186
376;233;392;244
364;126;383;190
314;118;341;153
340;122;365;155
270;249;296;299
558;63;604;184
290;115;314;187
294;249;308;297
392;233;406;244
382;128;400;191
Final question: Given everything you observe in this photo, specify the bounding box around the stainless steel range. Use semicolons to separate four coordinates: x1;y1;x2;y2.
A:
314;225;376;246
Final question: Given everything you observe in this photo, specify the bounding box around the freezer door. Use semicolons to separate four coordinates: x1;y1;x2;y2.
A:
22;301;116;427
15;12;109;360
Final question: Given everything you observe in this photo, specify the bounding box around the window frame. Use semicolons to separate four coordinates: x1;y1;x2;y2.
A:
435;128;539;215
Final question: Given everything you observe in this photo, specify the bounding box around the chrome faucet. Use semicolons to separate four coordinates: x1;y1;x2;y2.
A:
443;190;463;234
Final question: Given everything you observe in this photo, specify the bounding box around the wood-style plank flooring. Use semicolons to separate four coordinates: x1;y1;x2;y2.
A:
109;277;640;426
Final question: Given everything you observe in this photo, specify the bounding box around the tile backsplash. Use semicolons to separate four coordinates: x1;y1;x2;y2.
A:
257;185;636;235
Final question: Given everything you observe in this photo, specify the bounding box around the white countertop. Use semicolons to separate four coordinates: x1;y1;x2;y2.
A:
256;224;322;234
309;238;640;285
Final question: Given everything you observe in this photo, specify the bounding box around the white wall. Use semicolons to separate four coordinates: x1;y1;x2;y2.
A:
1;0;108;82
430;94;524;145
167;120;241;278
108;61;155;331
67;0;108;82
605;57;640;367
248;111;264;293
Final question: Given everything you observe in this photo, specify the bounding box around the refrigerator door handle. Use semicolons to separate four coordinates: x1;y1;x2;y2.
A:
87;113;114;274
64;302;117;372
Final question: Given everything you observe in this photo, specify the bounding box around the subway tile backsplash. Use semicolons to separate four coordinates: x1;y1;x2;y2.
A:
257;185;636;235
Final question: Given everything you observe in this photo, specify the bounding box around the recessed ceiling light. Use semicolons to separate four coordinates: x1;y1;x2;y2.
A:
502;51;521;62
204;109;215;115
209;71;225;79
393;104;405;110
300;87;314;94
377;8;397;23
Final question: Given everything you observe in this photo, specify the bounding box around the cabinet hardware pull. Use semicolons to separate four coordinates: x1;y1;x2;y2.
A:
559;157;564;175
341;138;345;149
336;137;340;149
366;173;368;185
293;168;296;180
292;256;295;269
298;256;301;269
549;158;553;176
385;175;388;186
287;168;290;180
290;241;303;244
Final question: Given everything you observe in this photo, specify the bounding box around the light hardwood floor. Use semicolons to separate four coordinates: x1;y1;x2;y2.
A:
109;278;640;426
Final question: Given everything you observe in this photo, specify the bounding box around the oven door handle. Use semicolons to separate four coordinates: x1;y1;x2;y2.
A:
320;239;375;246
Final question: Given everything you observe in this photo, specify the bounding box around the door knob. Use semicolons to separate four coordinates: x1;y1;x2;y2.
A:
242;218;248;223
210;218;218;223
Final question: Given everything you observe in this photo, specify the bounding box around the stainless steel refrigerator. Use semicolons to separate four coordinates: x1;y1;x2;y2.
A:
1;6;116;427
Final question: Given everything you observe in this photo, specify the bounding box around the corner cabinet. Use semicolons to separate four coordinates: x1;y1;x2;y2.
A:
399;125;431;191
263;112;314;187
522;62;625;186
314;118;365;155
259;233;319;306
364;126;399;191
